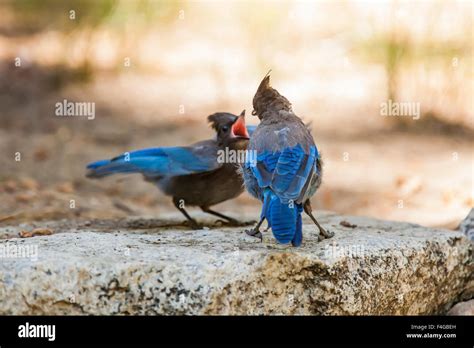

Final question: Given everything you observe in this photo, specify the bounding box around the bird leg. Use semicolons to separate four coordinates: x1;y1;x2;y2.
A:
201;207;255;227
173;200;201;230
200;207;237;224
245;217;265;241
303;200;334;240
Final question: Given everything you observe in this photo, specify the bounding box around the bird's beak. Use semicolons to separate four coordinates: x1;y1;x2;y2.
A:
231;114;249;139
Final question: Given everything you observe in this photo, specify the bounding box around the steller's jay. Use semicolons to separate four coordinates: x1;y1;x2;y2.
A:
242;73;334;246
86;111;255;229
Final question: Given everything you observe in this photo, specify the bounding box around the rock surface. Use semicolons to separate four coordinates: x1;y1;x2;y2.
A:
0;213;472;315
447;299;474;315
458;208;474;242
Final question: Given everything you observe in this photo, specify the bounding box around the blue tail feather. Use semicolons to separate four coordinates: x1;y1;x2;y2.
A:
86;157;141;178
86;159;110;170
86;146;218;179
262;191;303;245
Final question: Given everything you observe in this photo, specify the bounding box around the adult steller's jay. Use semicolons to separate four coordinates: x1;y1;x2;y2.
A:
242;74;334;246
86;111;255;229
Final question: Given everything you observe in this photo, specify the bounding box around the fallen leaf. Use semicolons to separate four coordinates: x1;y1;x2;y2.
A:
15;192;36;203
19;177;40;191
34;147;49;161
340;220;357;228
32;228;54;236
19;228;54;238
3;180;17;193
19;230;33;238
56;182;75;193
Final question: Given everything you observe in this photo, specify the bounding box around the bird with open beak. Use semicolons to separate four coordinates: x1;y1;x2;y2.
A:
86;110;255;229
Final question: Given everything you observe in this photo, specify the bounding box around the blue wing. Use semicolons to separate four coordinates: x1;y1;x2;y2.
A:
244;143;318;246
249;144;318;203
86;145;220;179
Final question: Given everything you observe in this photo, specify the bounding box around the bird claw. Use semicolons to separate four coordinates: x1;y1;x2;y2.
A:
318;228;334;241
214;219;228;226
187;221;203;230
245;228;263;242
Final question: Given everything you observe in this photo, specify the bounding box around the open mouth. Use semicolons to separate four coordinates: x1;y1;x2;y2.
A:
231;115;249;139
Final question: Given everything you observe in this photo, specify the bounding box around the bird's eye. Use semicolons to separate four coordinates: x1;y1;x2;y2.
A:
221;126;229;132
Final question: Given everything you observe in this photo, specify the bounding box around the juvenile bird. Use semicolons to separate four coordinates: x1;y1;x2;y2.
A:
86;111;254;229
242;74;334;246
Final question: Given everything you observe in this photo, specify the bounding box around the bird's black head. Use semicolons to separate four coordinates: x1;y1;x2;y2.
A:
207;110;249;147
252;72;292;119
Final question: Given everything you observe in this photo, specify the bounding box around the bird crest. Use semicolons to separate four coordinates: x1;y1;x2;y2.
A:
252;71;292;118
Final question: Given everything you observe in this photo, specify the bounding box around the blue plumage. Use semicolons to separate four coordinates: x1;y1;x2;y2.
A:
245;144;318;246
243;74;333;246
86;111;255;229
86;147;218;178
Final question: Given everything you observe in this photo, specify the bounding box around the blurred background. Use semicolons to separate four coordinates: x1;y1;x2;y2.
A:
0;0;472;229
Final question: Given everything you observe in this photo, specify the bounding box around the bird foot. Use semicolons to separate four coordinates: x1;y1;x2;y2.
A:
317;228;334;241
245;228;263;242
214;219;228;226
186;220;203;230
